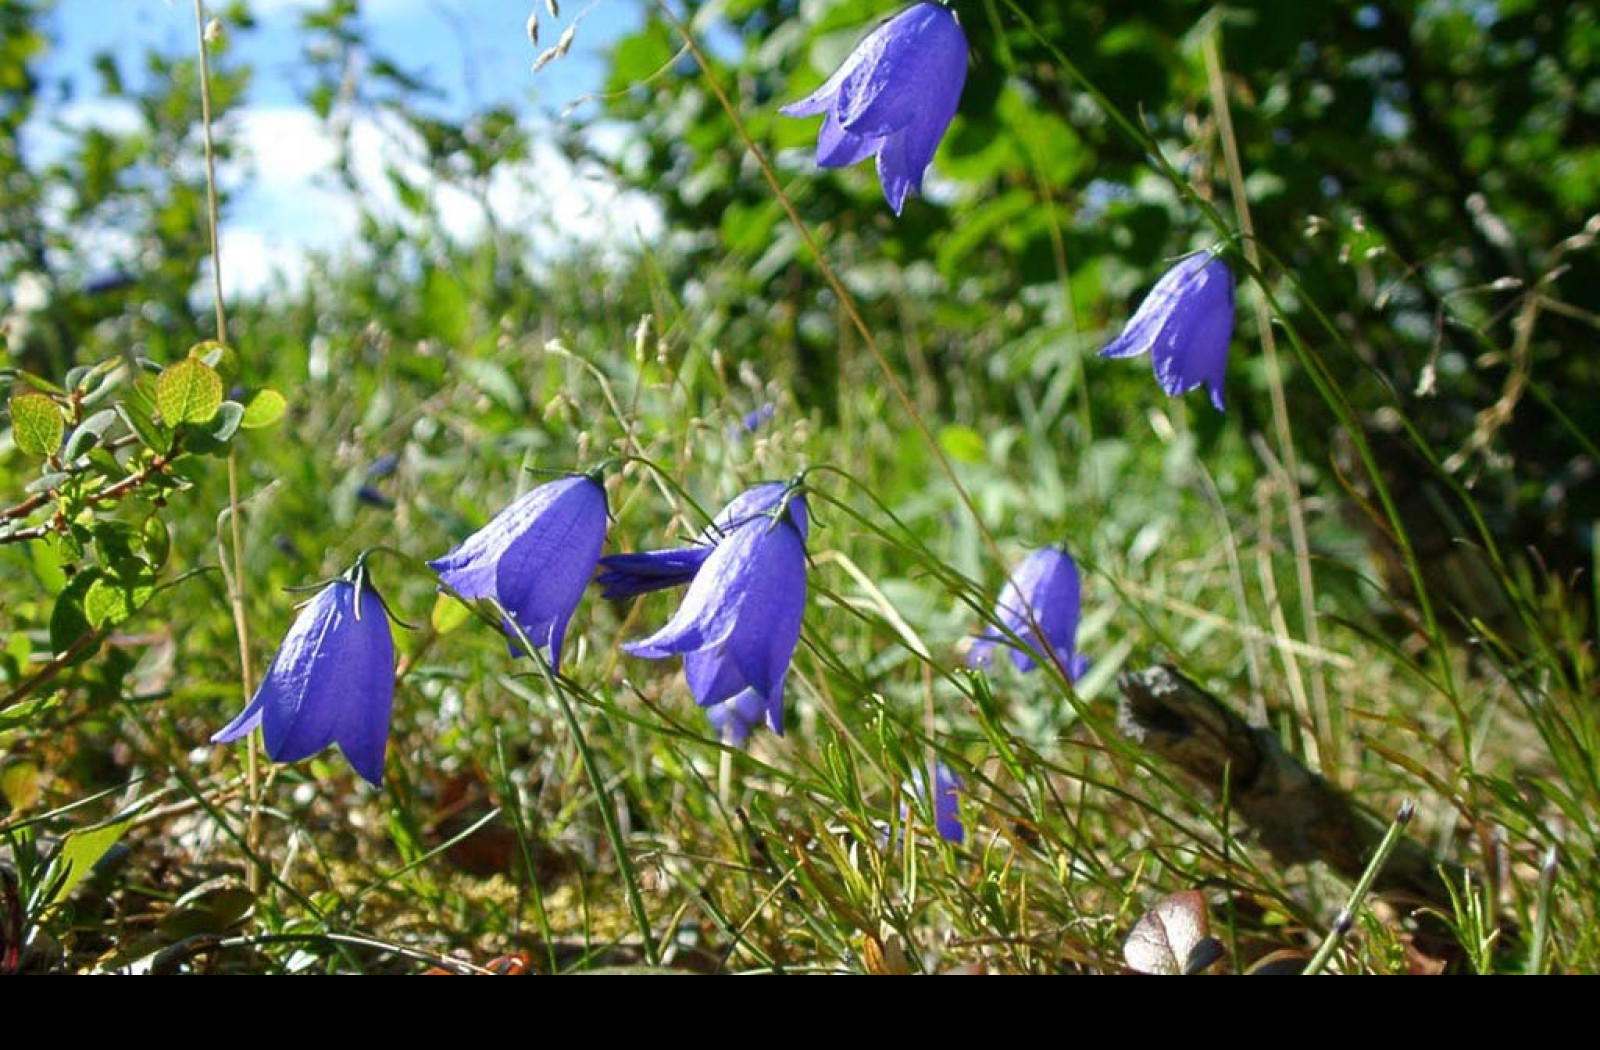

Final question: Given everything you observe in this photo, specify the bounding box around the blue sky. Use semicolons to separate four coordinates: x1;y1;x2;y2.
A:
32;0;658;295
43;0;635;115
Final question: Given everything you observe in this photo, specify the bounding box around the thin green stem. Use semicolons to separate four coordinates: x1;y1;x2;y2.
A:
1302;800;1415;975
192;0;261;891
1204;30;1330;772
497;607;659;966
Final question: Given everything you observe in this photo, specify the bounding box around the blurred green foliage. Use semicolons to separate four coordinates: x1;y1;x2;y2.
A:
599;0;1600;595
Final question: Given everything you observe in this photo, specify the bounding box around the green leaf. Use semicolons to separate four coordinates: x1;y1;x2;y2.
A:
116;398;171;455
27;532;67;596
0;761;41;812
10;392;63;456
49;569;101;659
421;265;469;344
240;388;287;429
938;424;988;465
12;369;67;396
191;339;239;384
142;516;171;571
62;408;119;460
430;592;472;635
205;400;244;442
84;573;156;629
0;693;63;734
155;358;223;425
179;400;245;456
607;25;675;90
49;819;132;907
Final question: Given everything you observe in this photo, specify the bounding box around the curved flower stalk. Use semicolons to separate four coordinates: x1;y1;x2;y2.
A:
429;473;608;670
622;491;808;744
968;547;1089;680
781;2;968;215
212;567;395;787
1099;252;1236;412
596;480;810;601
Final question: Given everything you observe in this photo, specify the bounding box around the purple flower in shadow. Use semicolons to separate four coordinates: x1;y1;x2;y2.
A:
429;474;607;670
212;571;395;786
742;402;776;433
968;547;1090;679
910;761;965;845
1099;252;1235;412
596;481;809;601
781;2;968;215
623;496;807;744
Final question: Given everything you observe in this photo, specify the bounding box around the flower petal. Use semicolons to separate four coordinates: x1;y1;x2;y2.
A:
816;108;882;169
781;3;967;214
329;585;396;786
596;547;713;600
1098;253;1234;412
705;689;769;747
210;688;266;744
429;478;583;600
1149;261;1233;411
622;518;769;658
971;547;1087;677
492;477;607;668
685;644;747;710
256;583;350;766
837;4;967;138
431;475;607;668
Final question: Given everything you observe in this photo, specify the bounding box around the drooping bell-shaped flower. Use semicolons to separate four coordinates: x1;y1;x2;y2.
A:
429;473;607;670
781;2;968;215
212;568;396;786
968;547;1090;679
1099;252;1235;412
622;493;808;743
596;481;809;601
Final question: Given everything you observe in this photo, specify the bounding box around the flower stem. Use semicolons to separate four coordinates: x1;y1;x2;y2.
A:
192;0;260;892
1203;29;1331;775
500;612;659;967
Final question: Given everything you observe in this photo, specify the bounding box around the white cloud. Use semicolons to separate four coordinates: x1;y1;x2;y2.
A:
212;103;661;297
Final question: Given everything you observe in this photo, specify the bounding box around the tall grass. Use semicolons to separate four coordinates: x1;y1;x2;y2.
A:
0;1;1594;974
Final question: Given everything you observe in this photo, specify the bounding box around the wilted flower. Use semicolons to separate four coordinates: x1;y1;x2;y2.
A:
1099;252;1235;412
623;491;808;743
968;547;1090;679
212;570;395;786
781;2;968;215
429;473;607;670
596;481;809;600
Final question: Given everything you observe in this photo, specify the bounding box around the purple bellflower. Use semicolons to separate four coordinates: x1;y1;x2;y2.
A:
212;569;395;787
428;473;607;670
909;761;965;845
781;2;968;215
622;491;808;744
1099;252;1235;412
742;402;777;433
596;481;810;601
968;547;1090;680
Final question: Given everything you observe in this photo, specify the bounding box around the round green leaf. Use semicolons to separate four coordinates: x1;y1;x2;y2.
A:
10;392;64;456
240;388;287;429
155;358;223;425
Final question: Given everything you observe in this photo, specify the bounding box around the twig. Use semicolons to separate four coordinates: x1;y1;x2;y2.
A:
0;629;106;713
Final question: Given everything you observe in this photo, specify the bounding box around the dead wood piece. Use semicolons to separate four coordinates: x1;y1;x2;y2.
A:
1116;664;1448;907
